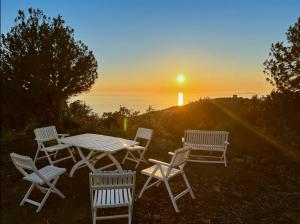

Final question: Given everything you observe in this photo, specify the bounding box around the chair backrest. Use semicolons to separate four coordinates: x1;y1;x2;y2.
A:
166;147;191;177
89;171;136;205
34;126;58;142
184;130;229;147
10;153;37;176
134;128;153;148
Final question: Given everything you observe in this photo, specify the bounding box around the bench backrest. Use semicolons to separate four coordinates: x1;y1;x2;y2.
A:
184;130;229;147
34;126;58;142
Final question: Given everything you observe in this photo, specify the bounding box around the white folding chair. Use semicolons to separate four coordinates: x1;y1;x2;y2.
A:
138;147;195;213
89;170;136;224
10;153;66;212
34;126;76;165
122;128;153;169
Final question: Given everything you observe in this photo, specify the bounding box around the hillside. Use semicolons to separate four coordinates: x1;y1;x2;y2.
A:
1;98;300;223
129;98;299;161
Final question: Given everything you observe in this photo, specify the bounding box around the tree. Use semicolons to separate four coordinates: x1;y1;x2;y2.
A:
63;100;103;132
101;106;139;136
146;105;155;113
263;17;300;93
0;8;98;130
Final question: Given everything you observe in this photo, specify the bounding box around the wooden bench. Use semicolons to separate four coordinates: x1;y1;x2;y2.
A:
183;130;229;167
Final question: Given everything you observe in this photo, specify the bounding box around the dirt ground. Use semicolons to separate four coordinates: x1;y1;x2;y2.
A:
1;139;300;224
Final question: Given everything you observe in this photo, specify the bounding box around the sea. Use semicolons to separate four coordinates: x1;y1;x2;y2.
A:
71;92;264;116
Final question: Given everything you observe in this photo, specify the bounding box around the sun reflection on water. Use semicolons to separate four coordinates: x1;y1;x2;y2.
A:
178;92;184;106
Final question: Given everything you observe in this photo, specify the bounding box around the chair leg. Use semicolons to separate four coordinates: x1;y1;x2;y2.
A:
156;181;161;187
128;204;133;224
134;150;148;169
35;184;47;194
141;155;149;164
34;148;41;163
49;177;65;199
138;175;153;198
68;147;77;162
134;155;142;169
37;186;52;212
54;151;59;159
134;162;140;169
223;152;227;167
44;151;54;165
92;208;97;224
36;177;64;212
164;180;179;213
181;171;195;199
122;150;130;164
20;183;35;206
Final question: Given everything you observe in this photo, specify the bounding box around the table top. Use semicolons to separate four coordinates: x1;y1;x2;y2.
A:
60;133;138;152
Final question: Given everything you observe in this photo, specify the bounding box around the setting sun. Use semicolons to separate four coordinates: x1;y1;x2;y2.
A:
176;74;185;84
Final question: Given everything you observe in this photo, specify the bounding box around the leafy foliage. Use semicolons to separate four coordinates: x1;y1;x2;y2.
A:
0;8;98;130
100;106;139;137
63;102;141;137
63;100;101;131
264;17;300;93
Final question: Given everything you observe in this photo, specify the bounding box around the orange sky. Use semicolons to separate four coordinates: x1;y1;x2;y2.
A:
89;54;273;96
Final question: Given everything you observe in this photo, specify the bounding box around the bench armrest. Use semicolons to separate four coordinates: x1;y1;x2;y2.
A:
168;152;174;156
148;159;170;167
181;137;185;143
225;140;229;145
34;138;43;143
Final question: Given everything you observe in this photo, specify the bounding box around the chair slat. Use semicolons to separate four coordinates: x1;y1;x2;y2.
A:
101;190;106;205
119;188;124;203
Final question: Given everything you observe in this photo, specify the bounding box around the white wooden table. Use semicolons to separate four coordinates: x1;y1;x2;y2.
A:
60;134;138;177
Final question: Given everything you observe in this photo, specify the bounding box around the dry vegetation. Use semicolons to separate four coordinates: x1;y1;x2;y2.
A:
1;100;300;224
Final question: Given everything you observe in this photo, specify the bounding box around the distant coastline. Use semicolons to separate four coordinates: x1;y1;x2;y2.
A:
71;91;269;115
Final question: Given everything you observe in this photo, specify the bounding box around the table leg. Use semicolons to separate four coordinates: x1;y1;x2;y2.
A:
69;148;123;176
107;153;123;171
69;147;95;177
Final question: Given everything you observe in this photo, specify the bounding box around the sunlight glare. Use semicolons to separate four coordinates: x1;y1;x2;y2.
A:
123;117;128;131
178;92;184;106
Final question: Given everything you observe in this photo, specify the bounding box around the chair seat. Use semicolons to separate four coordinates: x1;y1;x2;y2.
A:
23;166;66;184
126;145;145;151
93;188;132;208
141;164;181;180
41;143;71;152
